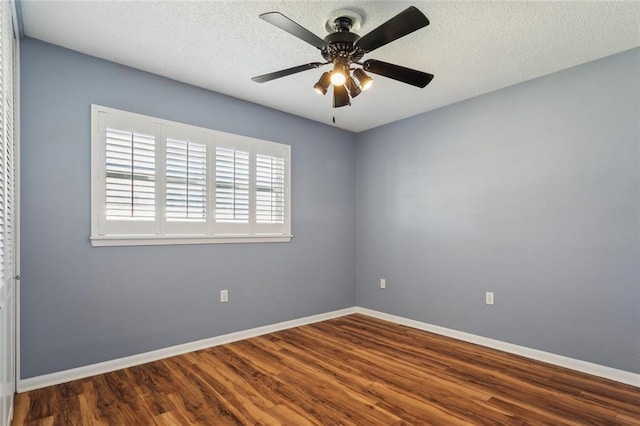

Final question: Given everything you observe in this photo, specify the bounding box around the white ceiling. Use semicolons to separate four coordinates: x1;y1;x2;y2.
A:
22;1;640;133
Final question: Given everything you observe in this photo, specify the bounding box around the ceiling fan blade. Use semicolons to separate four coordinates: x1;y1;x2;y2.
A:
363;59;434;88
260;12;328;50
252;62;325;83
333;84;350;108
356;6;429;53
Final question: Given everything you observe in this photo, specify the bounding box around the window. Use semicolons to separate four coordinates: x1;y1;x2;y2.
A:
91;105;291;246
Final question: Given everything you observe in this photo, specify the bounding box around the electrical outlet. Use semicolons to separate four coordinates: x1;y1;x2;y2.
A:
485;291;494;305
380;278;386;289
220;289;228;303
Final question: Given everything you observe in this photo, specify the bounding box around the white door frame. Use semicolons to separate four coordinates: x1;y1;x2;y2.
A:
11;0;21;399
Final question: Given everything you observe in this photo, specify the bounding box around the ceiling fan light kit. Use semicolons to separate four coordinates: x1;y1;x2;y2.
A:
313;71;332;95
252;6;434;109
353;68;373;91
345;75;362;98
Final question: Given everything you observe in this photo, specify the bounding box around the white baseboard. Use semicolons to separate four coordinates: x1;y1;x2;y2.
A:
17;307;357;392
17;305;639;392
355;307;640;388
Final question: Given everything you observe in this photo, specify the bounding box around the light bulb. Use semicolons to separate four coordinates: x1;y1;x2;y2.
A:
330;63;347;86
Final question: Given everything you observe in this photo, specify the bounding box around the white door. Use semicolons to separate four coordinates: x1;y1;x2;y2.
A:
0;283;15;426
0;0;17;424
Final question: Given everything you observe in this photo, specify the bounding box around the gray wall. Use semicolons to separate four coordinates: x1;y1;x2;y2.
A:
20;38;356;378
21;37;640;379
356;48;640;373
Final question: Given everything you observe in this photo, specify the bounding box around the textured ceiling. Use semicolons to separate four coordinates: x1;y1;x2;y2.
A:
22;1;640;133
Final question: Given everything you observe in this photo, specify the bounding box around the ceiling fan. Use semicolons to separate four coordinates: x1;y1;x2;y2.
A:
252;6;434;108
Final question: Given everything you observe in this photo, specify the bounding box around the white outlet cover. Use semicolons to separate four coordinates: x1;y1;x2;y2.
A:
485;291;494;305
220;289;228;303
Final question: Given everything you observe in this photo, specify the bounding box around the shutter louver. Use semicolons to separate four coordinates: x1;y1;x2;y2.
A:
215;147;249;223
105;128;156;220
166;138;207;222
256;154;285;224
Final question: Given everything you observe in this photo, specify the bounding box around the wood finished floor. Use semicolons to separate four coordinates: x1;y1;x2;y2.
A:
13;314;640;425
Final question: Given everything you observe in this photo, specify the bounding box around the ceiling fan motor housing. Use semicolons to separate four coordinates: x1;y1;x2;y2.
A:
321;18;364;64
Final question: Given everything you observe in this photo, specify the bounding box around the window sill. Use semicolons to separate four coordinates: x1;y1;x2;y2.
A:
90;234;293;247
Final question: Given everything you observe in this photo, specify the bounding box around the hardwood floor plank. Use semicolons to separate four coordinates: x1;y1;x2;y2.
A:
269;332;377;391
13;314;640;425
129;360;177;398
366;381;478;425
23;388;57;422
196;354;278;413
161;357;244;424
189;361;283;425
201;345;291;408
166;391;230;425
446;363;620;424
77;392;108;426
154;410;189;426
267;403;320;426
277;368;400;425
228;339;288;375
22;417;55;426
615;412;640;426
11;393;30;425
579;390;640;418
486;396;581;426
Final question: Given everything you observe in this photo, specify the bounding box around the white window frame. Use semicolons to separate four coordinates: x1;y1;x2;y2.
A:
91;105;291;246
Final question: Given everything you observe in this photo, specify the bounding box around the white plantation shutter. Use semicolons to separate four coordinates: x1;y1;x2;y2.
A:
105;128;156;221
91;105;291;245
256;154;285;224
166;137;207;222
0;0;15;293
2;36;12;292
94;111;160;236
215;147;249;229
